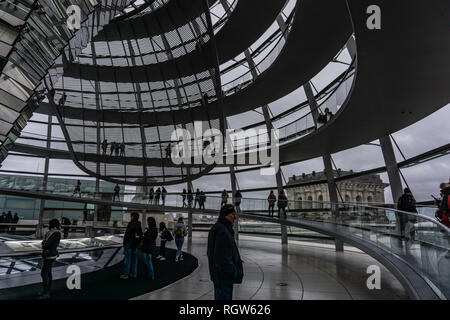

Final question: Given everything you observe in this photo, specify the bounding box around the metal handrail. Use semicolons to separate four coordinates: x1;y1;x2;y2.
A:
0;185;448;234
0;244;123;258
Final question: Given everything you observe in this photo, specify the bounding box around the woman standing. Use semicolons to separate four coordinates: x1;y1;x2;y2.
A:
156;222;172;261
173;217;187;262
141;217;158;279
39;219;62;299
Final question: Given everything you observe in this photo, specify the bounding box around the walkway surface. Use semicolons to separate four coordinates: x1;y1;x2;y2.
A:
133;232;409;300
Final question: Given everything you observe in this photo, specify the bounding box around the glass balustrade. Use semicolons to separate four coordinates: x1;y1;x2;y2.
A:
0;185;448;297
165;63;356;158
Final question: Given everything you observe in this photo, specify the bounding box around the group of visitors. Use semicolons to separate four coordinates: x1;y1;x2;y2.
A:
148;187;168;205
395;180;450;243
101;139;125;157
219;190;243;213
34;195;245;301
35;178;450;301
38;213;190;299
182;189;206;209
0;211;19;232
120;213;188;280
71;181;123;202
267;190;288;217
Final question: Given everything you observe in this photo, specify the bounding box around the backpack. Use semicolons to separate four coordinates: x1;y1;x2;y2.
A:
163;229;173;242
441;196;450;227
175;227;183;238
442;212;450;227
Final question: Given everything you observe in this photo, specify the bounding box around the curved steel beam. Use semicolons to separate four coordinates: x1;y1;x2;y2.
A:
63;0;288;82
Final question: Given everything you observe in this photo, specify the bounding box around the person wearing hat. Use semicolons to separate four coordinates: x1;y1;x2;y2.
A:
207;204;243;300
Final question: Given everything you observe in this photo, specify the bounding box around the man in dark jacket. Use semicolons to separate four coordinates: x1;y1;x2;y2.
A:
207;204;243;300
121;212;142;279
277;191;288;218
39;219;62;299
397;187;417;240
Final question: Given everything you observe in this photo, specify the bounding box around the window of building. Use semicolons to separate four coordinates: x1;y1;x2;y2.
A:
318;195;323;208
307;196;313;209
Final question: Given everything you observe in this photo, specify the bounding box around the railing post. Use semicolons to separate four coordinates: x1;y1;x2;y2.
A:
187;181;194;243
230;166;239;241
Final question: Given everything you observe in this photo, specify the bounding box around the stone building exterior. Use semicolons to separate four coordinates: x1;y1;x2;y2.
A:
285;170;389;208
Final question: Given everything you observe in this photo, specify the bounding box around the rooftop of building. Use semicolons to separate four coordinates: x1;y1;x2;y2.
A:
285;169;389;187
